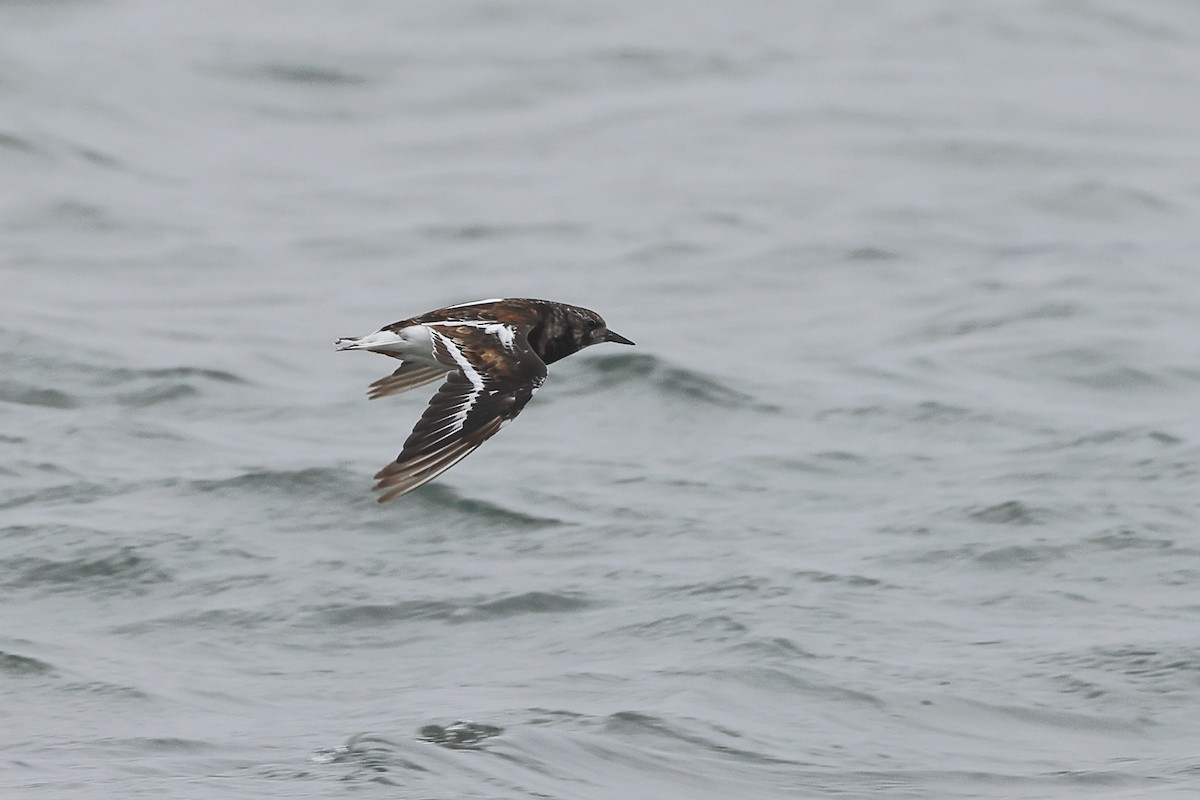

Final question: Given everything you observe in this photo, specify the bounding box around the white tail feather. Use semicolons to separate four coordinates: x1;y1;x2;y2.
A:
334;330;407;353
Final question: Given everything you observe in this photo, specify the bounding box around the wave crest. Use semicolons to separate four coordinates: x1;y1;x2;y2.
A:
576;353;775;410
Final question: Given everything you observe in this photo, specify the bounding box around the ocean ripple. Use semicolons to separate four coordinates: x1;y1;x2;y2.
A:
0;650;56;677
0;359;246;410
413;484;565;526
574;352;777;411
305;590;591;629
0;380;76;409
2;546;171;594
190;467;348;496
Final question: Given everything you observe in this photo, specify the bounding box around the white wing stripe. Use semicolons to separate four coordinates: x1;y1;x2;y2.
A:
444;298;504;309
422;423;465;448
428;320;517;351
428;329;485;430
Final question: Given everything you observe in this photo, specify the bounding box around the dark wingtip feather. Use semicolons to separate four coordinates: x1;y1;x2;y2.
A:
371;419;504;502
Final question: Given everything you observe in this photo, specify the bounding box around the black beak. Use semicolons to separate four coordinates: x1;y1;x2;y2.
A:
604;330;635;346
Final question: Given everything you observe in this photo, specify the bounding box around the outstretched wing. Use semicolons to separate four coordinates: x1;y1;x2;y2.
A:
373;325;546;501
367;362;450;400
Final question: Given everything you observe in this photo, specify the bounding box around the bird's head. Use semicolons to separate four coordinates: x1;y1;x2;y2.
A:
576;308;635;349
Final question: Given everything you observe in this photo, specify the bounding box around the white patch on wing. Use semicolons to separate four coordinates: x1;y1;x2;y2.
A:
445;298;504;309
490;323;516;351
429;329;486;437
428;320;518;351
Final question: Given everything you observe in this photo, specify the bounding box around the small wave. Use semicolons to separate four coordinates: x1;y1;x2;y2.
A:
0;650;56;677
612;614;748;640
38;199;119;231
888;137;1072;169
190;467;349;497
726;636;818;660
664;575;778;598
0;481;129;511
310;733;414;787
471;590;591;619
99;365;247;407
901;540;1070;568
847;245;900;261
1042;644;1200;697
1028;180;1176;220
791;569;887;588
1087;527;1181;553
188;468;564;525
112;608;280;636
1025;347;1171;391
591;46;778;81
306;591;591;629
0;131;41;156
105;736;218;754
1021;426;1185;453
72;145;125;170
701;665;884;705
116;384;201;407
0;362;245;410
119;366;245;384
0;130;129;170
0;380;77;409
971;543;1070;567
305;600;458;627
913;301;1079;341
237;62;372;87
968;500;1053;525
816;400;1004;431
601;709;807;768
577;353;775;410
941;693;1147;736
314;705;819;795
60;681;150;699
417;720;503;749
2;546;172;593
755;451;870;475
415;484;564;526
420;221;582;240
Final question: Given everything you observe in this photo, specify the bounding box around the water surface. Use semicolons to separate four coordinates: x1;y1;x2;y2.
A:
3;2;1200;797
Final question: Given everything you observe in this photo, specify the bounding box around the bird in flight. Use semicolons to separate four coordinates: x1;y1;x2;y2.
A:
336;298;634;501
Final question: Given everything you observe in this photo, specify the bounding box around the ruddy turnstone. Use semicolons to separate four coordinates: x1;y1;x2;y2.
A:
336;298;634;501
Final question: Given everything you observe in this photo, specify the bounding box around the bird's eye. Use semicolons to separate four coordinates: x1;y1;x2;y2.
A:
587;319;600;329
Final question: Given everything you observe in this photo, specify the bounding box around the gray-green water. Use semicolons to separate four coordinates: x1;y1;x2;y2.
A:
4;2;1200;797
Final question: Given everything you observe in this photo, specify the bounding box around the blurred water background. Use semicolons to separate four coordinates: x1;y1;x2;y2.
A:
3;1;1200;797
